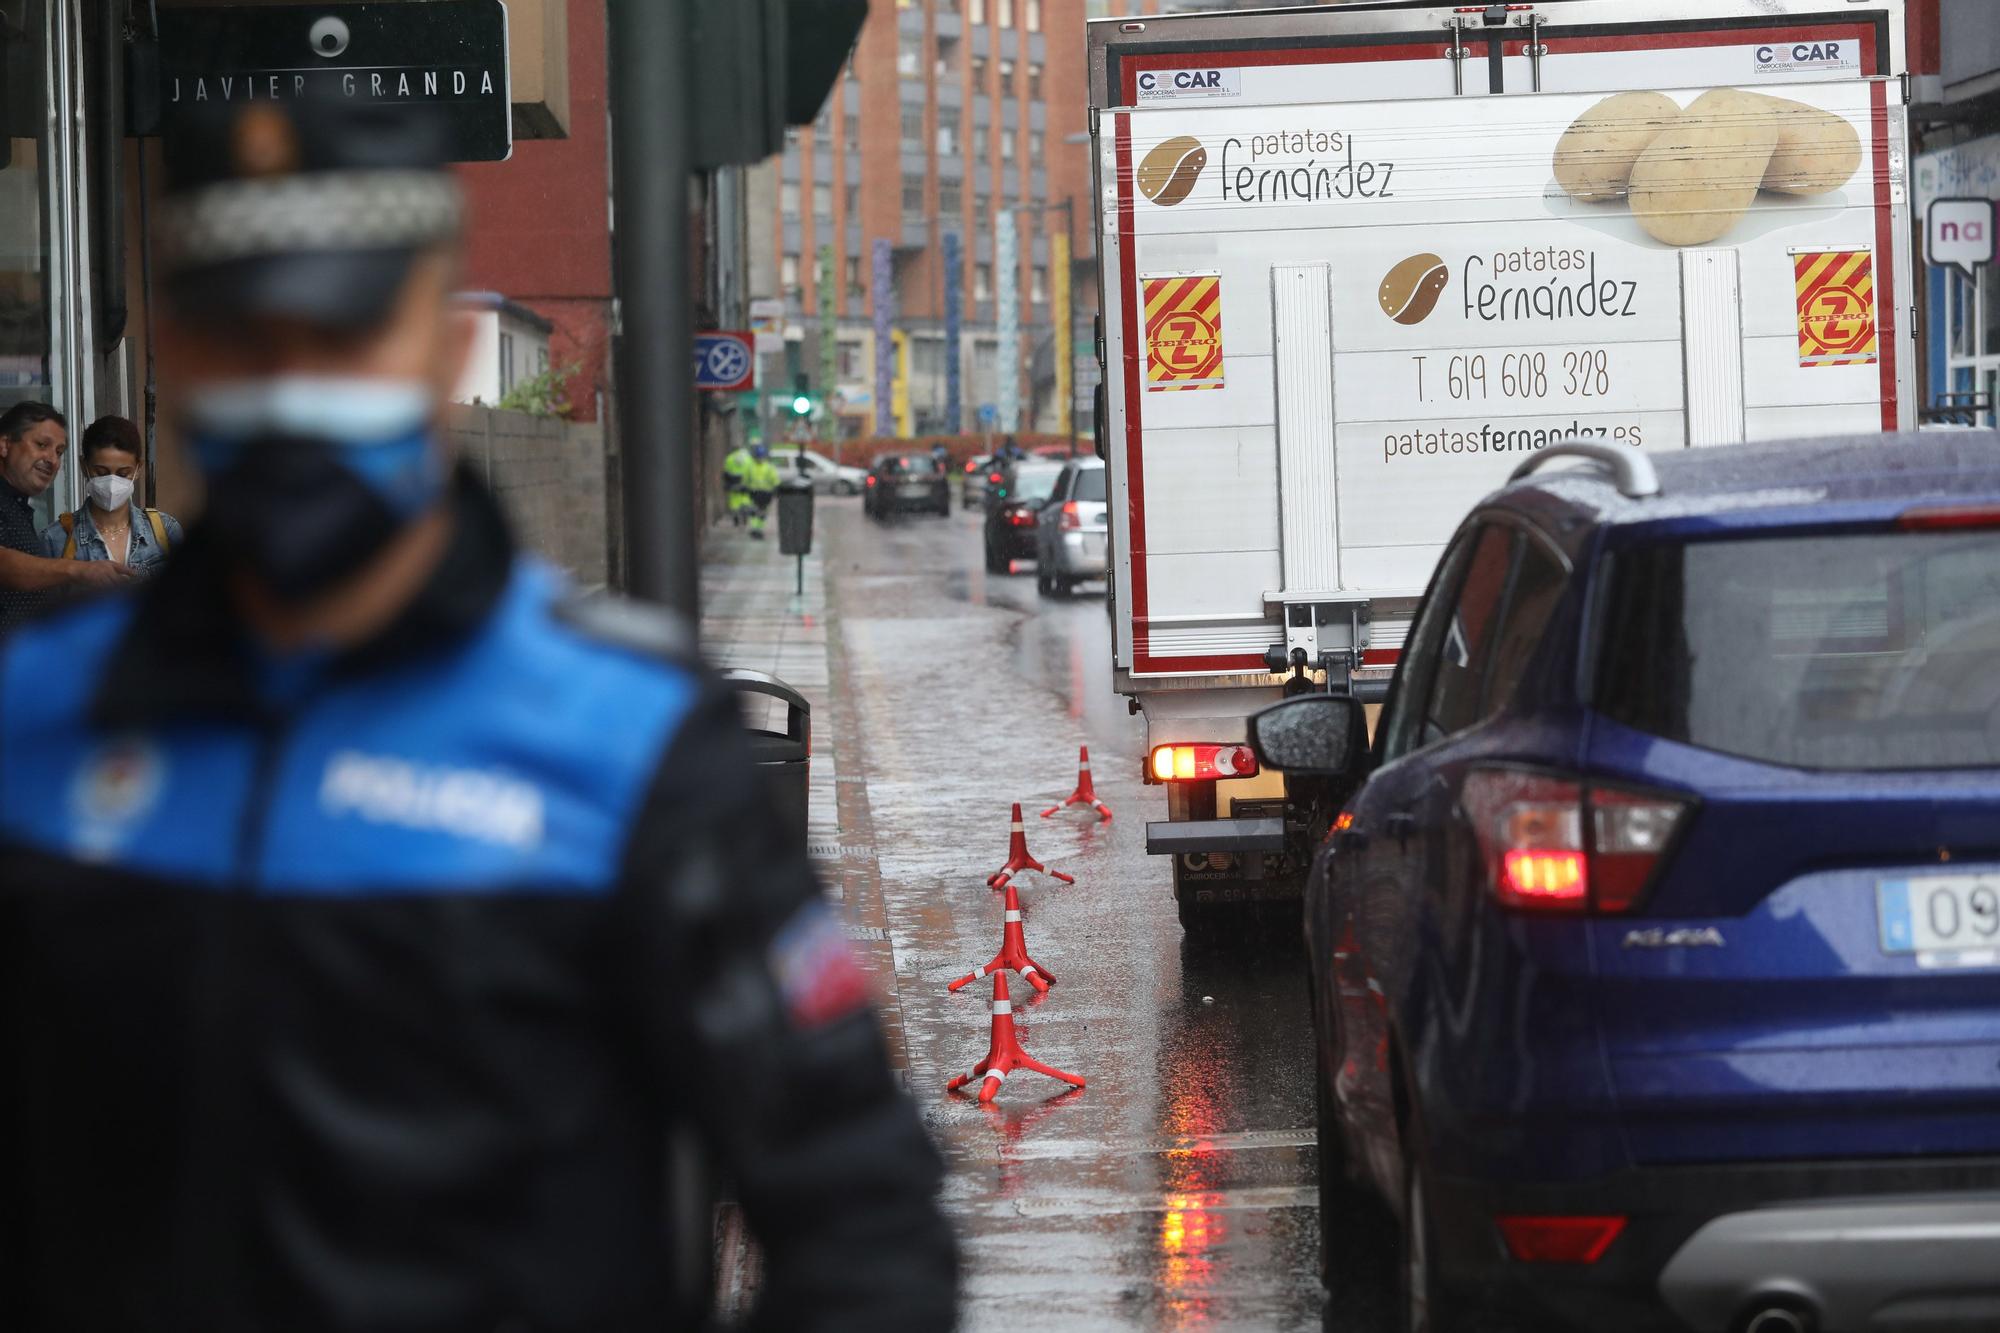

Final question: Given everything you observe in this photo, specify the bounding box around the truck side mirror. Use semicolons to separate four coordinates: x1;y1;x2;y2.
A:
1248;695;1369;778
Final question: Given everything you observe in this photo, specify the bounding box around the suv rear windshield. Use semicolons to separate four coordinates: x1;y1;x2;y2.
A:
1071;468;1106;502
1598;529;2000;770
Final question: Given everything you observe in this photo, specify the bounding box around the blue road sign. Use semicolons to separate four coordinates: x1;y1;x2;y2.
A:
693;332;755;392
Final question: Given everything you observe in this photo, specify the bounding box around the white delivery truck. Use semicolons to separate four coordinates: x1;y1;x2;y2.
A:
1089;0;1916;931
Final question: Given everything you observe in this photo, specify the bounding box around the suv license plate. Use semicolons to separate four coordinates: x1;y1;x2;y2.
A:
1878;876;2000;968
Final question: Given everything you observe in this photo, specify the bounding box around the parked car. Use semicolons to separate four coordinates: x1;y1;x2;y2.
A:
1034;458;1108;597
962;454;995;510
1251;434;2000;1333
776;447;867;496
864;452;949;519
983;459;1065;573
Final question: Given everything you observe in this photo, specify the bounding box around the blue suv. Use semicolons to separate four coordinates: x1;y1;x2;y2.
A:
1250;435;2000;1333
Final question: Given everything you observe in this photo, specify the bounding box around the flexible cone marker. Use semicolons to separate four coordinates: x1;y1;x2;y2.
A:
1042;745;1113;822
987;803;1076;890
946;972;1086;1104
947;882;1055;994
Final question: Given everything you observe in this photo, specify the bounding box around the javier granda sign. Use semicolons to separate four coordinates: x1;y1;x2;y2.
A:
145;1;511;161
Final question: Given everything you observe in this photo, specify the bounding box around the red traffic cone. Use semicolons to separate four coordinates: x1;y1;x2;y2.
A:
948;882;1054;994
1042;745;1113;822
947;972;1086;1104
987;802;1076;890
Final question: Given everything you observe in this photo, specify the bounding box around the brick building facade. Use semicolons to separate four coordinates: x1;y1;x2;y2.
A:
456;0;613;426
763;0;1095;442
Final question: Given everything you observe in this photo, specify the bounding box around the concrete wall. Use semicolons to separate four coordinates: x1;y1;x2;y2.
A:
448;404;609;590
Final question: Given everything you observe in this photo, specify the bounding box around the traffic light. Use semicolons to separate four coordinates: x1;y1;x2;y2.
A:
791;373;813;417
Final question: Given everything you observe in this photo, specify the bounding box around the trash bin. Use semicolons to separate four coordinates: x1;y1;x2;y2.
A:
723;668;811;837
776;477;815;556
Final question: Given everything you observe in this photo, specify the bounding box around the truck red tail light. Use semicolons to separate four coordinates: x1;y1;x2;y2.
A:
1495;1215;1627;1265
1899;503;2000;530
1149;744;1259;783
1461;770;1689;915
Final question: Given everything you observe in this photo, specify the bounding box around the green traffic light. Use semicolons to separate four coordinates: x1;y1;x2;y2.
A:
791;395;812;416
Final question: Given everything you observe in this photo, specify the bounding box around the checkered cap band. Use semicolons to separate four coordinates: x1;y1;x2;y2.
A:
159;171;464;268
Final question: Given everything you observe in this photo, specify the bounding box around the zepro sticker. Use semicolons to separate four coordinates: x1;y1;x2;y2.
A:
1143;274;1225;392
1794;248;1878;368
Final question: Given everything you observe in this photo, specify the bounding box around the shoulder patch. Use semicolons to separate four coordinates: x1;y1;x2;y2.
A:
551;594;697;665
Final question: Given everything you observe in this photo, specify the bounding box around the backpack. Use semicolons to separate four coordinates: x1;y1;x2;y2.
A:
59;509;171;561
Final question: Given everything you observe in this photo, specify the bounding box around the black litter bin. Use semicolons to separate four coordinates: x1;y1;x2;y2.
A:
724;668;811;837
776;478;815;556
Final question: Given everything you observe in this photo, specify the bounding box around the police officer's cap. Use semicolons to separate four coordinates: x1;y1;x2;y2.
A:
159;97;463;331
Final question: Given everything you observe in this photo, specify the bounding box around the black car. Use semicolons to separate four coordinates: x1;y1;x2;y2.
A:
864;452;949;519
982;459;1066;573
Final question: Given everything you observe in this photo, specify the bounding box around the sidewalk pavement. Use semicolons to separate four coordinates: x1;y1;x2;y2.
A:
698;527;844;863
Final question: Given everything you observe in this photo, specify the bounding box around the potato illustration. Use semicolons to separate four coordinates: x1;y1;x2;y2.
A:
1553;92;1682;201
1379;253;1449;325
1628;89;1780;247
1751;93;1863;195
1137;135;1208;207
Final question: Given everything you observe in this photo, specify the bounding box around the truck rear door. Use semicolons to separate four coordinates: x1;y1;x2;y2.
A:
1096;1;1910;686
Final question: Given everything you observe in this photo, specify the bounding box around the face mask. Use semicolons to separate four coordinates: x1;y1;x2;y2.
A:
86;474;134;511
182;377;445;600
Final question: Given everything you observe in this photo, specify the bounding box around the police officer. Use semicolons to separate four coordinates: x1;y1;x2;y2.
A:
746;443;781;541
0;99;955;1332
723;438;755;528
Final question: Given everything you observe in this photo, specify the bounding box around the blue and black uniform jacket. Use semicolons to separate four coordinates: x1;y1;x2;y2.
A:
0;471;954;1333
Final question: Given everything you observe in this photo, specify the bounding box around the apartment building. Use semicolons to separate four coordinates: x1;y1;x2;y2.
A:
758;0;1093;442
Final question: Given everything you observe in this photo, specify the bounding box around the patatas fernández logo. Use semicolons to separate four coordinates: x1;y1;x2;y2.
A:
1137;135;1209;207
1379;253;1450;325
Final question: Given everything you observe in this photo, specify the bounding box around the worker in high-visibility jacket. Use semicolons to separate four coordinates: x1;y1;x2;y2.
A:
722;443;755;528
745;445;781;541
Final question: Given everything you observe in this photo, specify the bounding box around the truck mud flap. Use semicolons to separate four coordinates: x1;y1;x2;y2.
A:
1146;816;1287;856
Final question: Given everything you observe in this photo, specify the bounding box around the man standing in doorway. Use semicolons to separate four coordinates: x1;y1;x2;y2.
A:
0;402;137;635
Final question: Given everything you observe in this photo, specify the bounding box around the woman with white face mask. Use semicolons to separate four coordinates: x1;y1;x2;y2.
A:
44;415;184;575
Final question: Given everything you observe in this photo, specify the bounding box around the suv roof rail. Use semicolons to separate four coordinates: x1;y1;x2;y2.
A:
1509;440;1661;499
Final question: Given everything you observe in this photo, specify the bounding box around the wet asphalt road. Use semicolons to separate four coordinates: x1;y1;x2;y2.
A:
813;492;1328;1332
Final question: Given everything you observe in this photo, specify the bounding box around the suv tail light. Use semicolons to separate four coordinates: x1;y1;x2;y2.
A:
1060;501;1083;530
1460;770;1690;914
1149;743;1259;783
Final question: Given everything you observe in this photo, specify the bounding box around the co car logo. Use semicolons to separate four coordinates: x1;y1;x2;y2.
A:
1138;70;1230;93
1137;135;1208;207
1756;41;1845;65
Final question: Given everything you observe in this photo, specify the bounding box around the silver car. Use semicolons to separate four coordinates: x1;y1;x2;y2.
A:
1034;458;1108;597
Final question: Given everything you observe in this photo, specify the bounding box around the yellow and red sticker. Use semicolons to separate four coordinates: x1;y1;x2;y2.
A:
1794;249;1878;368
1144;273;1225;391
